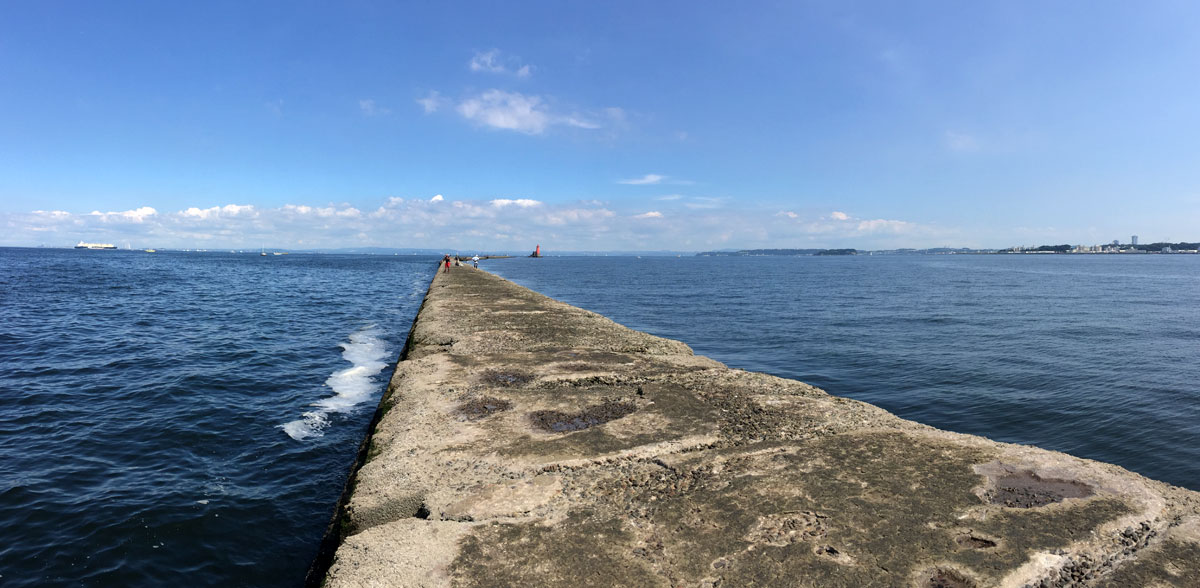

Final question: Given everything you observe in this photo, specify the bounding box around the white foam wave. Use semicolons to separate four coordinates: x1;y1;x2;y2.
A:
281;326;389;441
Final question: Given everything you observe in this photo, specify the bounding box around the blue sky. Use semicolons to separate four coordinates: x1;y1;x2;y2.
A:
3;1;1199;250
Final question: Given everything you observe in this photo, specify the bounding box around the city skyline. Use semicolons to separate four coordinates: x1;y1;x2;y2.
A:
3;2;1200;251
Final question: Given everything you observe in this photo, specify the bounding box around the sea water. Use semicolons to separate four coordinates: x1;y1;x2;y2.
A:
0;248;433;587
488;254;1200;492
3;249;1198;586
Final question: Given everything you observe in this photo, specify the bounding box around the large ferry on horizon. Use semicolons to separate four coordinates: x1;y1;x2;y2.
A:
74;241;117;249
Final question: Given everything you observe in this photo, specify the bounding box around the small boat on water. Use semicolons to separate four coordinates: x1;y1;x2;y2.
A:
75;241;117;250
144;249;156;253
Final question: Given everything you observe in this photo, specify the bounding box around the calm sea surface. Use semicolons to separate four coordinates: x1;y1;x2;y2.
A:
0;248;433;587
488;254;1200;493
3;250;1199;586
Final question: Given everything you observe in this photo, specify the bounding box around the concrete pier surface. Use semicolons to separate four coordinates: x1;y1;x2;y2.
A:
321;266;1200;587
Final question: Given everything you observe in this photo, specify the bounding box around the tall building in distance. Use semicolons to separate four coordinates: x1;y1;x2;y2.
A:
1132;235;1139;246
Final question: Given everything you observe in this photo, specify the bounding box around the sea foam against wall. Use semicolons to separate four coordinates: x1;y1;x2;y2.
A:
281;326;389;440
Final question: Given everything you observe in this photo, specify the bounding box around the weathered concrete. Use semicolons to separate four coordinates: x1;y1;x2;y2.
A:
322;265;1200;587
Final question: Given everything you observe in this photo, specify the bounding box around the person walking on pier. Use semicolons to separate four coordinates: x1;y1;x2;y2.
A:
442;254;451;273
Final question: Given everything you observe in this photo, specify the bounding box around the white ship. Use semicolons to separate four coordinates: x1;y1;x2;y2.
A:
74;241;117;249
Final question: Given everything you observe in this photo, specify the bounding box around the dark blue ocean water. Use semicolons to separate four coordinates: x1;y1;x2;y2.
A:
3;250;1198;586
0;248;433;587
488;254;1200;493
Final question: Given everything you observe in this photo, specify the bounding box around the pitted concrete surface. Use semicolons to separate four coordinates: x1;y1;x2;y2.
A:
323;265;1200;587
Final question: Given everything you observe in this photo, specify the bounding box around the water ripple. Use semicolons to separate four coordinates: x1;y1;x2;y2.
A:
0;248;433;587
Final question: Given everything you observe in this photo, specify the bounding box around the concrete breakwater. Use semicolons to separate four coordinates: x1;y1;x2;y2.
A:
319;266;1200;587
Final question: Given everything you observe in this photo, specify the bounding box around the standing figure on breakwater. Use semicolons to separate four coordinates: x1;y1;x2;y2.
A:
442;254;451;273
472;255;480;268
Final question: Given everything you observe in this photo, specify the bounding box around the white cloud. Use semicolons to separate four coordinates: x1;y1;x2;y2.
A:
619;174;665;185
444;89;614;135
359;99;390;116
2;198;951;251
563;115;601;129
944;130;979;152
90;206;158;223
540;208;615;225
684;197;724;210
469;49;532;78
416;91;445;114
490;198;542;208
183;204;255;220
793;211;919;237
280;204;360;218
856;219;913;233
430;194;444;203
656;194;683;201
458;90;550;134
33;210;72;218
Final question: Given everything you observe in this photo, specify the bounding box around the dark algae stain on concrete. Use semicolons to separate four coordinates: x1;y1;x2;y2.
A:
987;470;1095;508
457;396;512;421
320;265;1200;587
529;400;638;432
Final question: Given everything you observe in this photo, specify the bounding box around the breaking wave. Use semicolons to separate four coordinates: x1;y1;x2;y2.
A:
281;326;389;440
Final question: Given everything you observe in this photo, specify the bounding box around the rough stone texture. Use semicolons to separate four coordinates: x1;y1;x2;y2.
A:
324;265;1200;587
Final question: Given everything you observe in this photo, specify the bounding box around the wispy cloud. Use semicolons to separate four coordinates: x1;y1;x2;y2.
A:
454;90;605;135
416;91;446;114
490;198;542;208
618;174;695;186
469;49;532;78
944;130;979;152
684;197;724;210
776;210;922;238
457;90;549;134
359;99;390;116
619;174;665;185
634;211;663;219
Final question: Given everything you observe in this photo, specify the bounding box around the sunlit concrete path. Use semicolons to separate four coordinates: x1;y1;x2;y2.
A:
320;264;1200;587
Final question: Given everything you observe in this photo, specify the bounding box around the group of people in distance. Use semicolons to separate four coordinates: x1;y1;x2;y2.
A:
442;254;481;273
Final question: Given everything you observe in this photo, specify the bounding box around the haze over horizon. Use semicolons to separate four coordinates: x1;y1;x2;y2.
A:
3;2;1199;251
